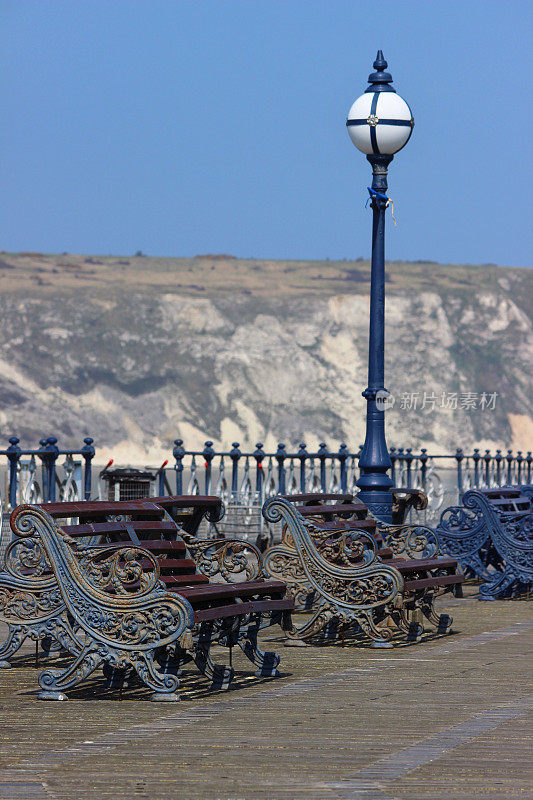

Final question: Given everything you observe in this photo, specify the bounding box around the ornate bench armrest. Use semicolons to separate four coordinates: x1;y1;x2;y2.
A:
263;495;403;600
10;505;195;647
373;519;441;559
392;489;428;524
181;532;263;582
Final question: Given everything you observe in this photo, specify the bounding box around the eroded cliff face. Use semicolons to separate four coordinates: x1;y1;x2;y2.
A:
0;253;530;460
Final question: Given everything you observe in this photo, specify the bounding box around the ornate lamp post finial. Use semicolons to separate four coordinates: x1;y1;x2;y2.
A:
366;50;394;91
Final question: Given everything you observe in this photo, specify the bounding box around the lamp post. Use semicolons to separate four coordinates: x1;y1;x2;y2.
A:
346;51;414;522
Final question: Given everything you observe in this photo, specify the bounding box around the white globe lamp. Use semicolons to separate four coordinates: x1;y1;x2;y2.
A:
346;50;414;156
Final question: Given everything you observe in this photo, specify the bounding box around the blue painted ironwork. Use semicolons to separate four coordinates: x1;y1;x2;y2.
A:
168;441;530;525
275;443;287;496
81;438;95;500
230;442;241;499
355;149;394;521
0;436;95;508
419;449;428;492
202;441;215;495
173;439;185;495
253;443;265;498
6;437;21;508
437;487;533;598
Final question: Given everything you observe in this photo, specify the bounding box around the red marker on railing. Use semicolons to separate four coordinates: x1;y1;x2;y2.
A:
159;459;169;472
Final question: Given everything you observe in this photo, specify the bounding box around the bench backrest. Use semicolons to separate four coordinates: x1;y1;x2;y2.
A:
34;496;226;591
475;487;532;515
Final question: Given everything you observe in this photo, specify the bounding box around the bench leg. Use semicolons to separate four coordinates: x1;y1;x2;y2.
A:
126;649;181;701
154;644;187;677
38;643;103;700
0;624;26;668
238;614;281;678
194;621;234;690
387;606;424;643
419;595;453;633
479;569;516;600
355;609;395;648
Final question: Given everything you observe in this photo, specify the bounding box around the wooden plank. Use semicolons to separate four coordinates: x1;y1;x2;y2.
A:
404;574;465;590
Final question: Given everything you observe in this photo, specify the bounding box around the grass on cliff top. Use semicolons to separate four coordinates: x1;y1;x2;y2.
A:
0;251;530;299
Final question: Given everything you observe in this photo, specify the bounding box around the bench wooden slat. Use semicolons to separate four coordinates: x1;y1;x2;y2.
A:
193;597;293;622
176;579;287;602
141;558;197;573
62;519;178;537
136;495;223;510
43;501;165;518
285;493;354;504
405;574;465;591
296;503;367;517
161;574;211;587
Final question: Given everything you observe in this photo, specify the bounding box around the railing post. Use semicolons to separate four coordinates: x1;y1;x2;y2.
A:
455;448;464;500
405;448;413;488
81;437;95;500
397;447;405;487
253;443;265;500
6;436;21;509
506;450;513;485
158;461;168;496
526;452;532;484
173;439;185;495
276;443;287;496
202;441;215;495
419;448;428;492
472;448;480;488
297;443;308;493
484;450;491;488
338;443;349;494
390;447;397;487
516;451;523;485
317;443;328;492
230;442;241;500
495;449;503;486
37;438;48;501
45;437;59;502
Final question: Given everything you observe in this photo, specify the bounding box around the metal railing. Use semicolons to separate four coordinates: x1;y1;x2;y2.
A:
0;436;95;507
156;439;533;535
0;435;530;551
164;440;533;530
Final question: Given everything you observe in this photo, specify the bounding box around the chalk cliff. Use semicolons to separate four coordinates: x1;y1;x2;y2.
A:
0;252;530;461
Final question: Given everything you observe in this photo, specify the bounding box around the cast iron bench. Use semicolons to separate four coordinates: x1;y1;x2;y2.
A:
262;493;463;646
292;493;462;635
436;486;532;599
0;496;293;699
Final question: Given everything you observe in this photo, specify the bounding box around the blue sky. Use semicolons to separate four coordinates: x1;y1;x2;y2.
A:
1;0;532;266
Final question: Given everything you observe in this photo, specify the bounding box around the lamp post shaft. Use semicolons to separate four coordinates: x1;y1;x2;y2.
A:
356;154;394;521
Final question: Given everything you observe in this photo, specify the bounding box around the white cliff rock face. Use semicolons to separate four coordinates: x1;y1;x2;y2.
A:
0;253;530;461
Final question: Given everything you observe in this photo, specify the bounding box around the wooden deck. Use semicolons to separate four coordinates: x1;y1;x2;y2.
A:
0;585;531;799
